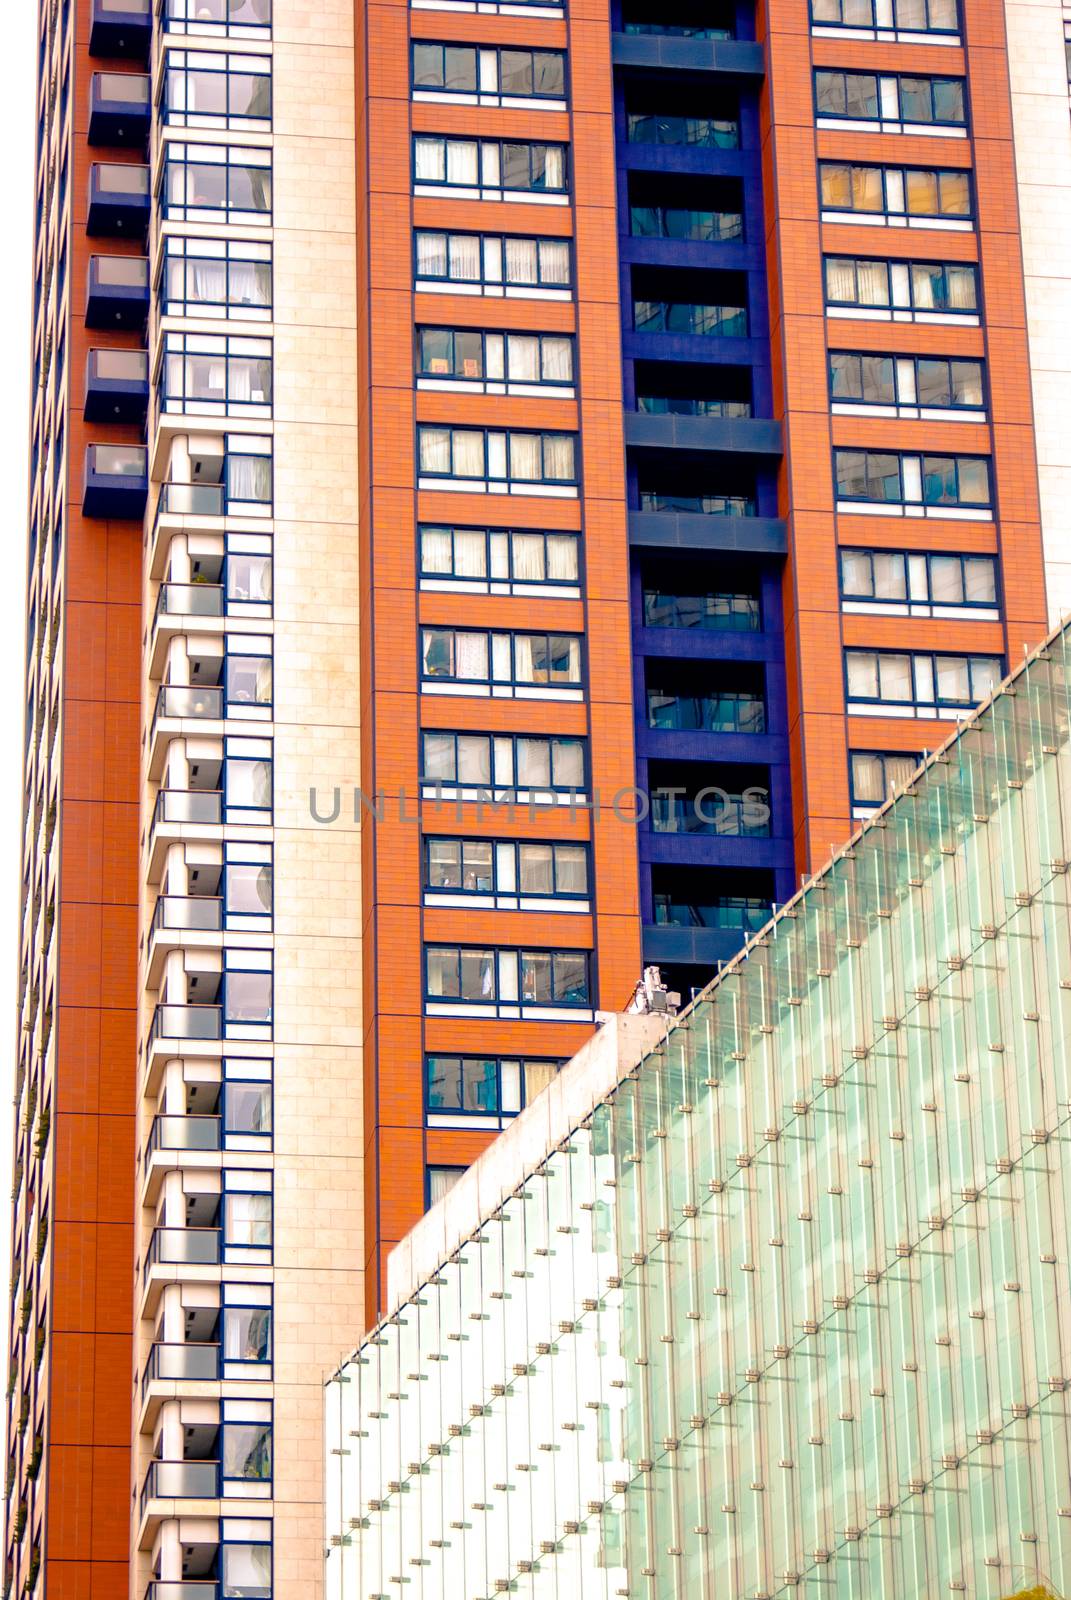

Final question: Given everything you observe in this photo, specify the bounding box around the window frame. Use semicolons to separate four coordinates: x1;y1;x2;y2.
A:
158;330;274;418
412;228;573;295
848;748;923;811
419;626;585;696
161;143;273;222
843;647;1004;714
410;41;568;104
823;254;980;321
423;835;590;904
415;325;576;392
809;0;958;34
162;53;273;130
159;236;273;321
419;729;589;800
423;944;594;1014
411;134;570;199
818;161;973;225
814;69;966;129
828;349;986;415
417;524;582;592
415;424;580;492
833;448;992;515
838;546;1000;614
425;1054;564;1124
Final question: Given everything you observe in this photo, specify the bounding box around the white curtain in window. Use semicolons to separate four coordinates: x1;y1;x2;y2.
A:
455;632;489;680
417;232;447;276
883;754;918;794
825;258;857;303
552;740;583;788
254;658;273;703
555;846;586;893
419;428;451;474
190;258;226;303
936;656;970;701
454;530;486;576
546;535;577;581
878;653;912;701
543;146;565;188
446;140;479;184
516;738;550;787
229;260;264;306
538;240;569;284
847;652;879;699
228;454;271;503
449;234;481;279
512;534;544;582
542;434;574;480
851;753;884;802
229;357;254;401
946;265;976;310
561;638;581;681
512;634;535;682
452;430;484;477
505;237;538;284
508;433;541;481
541;337;572;382
429;1168;463;1205
225;1193;271;1246
856;260;889;306
421;527;453;573
508;336;540;382
457;736;491;783
415;138;444;181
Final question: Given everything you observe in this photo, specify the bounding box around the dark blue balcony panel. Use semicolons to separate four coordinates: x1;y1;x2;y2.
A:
87;164;150;238
86;255;150;330
635;626;782;664
89;73;151;147
629;511;787;554
625;410;782;456
83;444;148;519
89;0;152;60
642;922;756;967
612;33;765;75
640;833;792;872
85;349;150;423
637;726;787;765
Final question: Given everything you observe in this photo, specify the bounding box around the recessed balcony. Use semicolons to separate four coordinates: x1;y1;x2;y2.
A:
87;163;150;237
147;1584;220;1600
85;348;149;424
82;443;148;518
143;1339;220;1384
89;73;151;147
145;1224;222;1271
86;255;149;330
90;0;152;60
156;789;224;827
149;1113;222;1154
149;1003;223;1047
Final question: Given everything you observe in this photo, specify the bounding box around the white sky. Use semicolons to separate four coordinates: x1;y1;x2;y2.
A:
0;7;40;1346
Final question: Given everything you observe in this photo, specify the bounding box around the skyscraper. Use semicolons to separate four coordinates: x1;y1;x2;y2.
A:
3;0;1064;1596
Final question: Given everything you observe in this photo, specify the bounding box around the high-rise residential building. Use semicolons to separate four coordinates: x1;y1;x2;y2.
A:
3;0;1066;1596
327;617;1071;1600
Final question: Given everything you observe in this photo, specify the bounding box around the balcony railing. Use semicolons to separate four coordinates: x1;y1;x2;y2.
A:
147;1583;220;1600
627;113;739;147
158;482;226;516
149;1114;222;1155
623;19;734;37
141;1458;220;1508
643;590;760;631
647;690;766;734
90;0;152;60
155;583;226;624
142;1340;220;1392
154;789;224;826
639;491;756;516
153;894;224;937
631;206;743;242
637;395;751;418
651;794;771;837
145;1225;221;1270
653;895;771;931
149;1004;223;1043
87;254;150;329
634;299;747;335
154;685;225;723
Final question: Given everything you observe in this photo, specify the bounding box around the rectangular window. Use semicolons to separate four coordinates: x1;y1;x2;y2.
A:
633;299;746;337
426;1056;562;1120
161;237;272;319
163;0;272;33
412;42;566;102
224;646;273;708
417;425;578;490
414;230;571;294
815;69;965;126
413;136;568;197
811;0;957;31
160;332;273;415
849;750;922;809
163;144;272;220
840;548;998;612
830;350;984;413
418;525;580;590
834;449;991;515
425;946;592;1012
427;1166;465;1205
416;327;574;388
424;838;588;898
819;163;972;224
164;55;272;128
824;255;978;318
845;649;1002;712
420;629;583;693
420;730;586;796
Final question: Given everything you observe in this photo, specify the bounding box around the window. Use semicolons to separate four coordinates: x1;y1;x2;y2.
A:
417;327;574;388
426;1056;562;1120
819;163;972;224
224;844;272;922
840;548;998;612
412;42;566;101
633;298;746;337
223;961;272;1025
420;628;582;694
626;112;739;149
161;238;272;319
223;1305;272;1363
224;646;273;708
163;144;272;220
850;750;921;809
811;0;957;31
224;1080;272;1136
830;351;984;412
420;730;587;796
824;256;978;318
224;1190;272;1247
222;1421;272;1484
221;1543;271;1600
428;1166;464;1205
164;0;272;32
419;525;580;590
160;332;273;415
815;70;965;127
413;136;568;197
424;837;588;898
414;230;571;293
425;945;592;1011
845;649;1002;712
834;449;991;514
417;426;578;490
164;55;272;127
225;737;273;819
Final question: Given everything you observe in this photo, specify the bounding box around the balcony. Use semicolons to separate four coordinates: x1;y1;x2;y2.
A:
89;0;152;59
85;348;149;423
643;588;760;632
145;1225;221;1270
142;1459;220;1508
653;892;770;930
149;1004;223;1046
149;1114;222;1154
612;31;764;75
86;255;149;330
155;790;224;827
156;582;225;622
626;410;781;456
88;73;151;147
143;1340;220;1386
647;688;766;734
155;685;225;723
87;163;150;237
627;113;739;150
631;204;743;243
651;792;771;838
82;443;147;518
634;299;747;338
153;895;224;934
147;1585;221;1600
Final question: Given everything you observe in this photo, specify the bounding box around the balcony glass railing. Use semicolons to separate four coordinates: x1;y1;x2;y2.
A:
653;894;771;930
154;789;224;826
149;1114;222;1154
627;113;739;147
142;1458;220;1502
95;71;151;106
152;895;224;934
623;19;734;37
639;491;756;516
145;1225;221;1269
142;1341;220;1388
634;299;747;335
155;685;225;721
651;794;771;836
631;206;743;242
147;1583;220;1600
94;161;150;195
158;482;226;516
637;395;751;418
89;348;149;382
643;590;760;631
149;1003;223;1043
647;690;766;733
156;583;225;623
97;0;151;12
